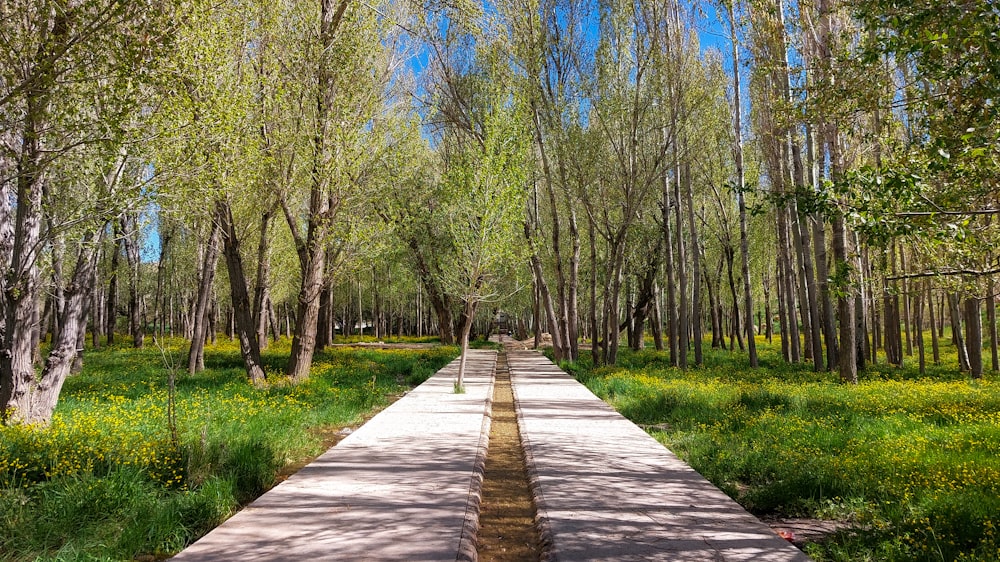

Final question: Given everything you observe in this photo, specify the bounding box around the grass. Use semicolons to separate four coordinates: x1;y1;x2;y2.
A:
0;336;458;561
566;333;1000;562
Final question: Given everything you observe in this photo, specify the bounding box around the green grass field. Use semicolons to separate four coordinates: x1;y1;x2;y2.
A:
0;336;457;561
566;335;1000;561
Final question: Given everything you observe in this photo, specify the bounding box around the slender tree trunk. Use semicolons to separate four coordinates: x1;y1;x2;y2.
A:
776;258;790;360
106;224;120;345
898;248;911;356
763;272;773;343
567;204;581;361
685;165;703;365
252;209;273;351
529;253;563;356
949;293;970;371
792;133;822;371
730;5;756;366
588;216;601;366
651;282;664;351
285;0;349;380
13;239;100;423
915;290;925;375
154;227;171;342
989;279;999;372
965;296;983;379
455;300;478;390
90;262;102;348
123;213;143;348
927;281;940;364
187;217;222;374
218;200;266;384
662;173;678;366
833;214;857;383
675;161;688;367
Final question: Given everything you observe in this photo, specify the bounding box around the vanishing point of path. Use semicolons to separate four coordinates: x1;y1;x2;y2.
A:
172;348;810;561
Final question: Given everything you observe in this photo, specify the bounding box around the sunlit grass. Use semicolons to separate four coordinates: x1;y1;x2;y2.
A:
0;336;457;561
568;332;1000;561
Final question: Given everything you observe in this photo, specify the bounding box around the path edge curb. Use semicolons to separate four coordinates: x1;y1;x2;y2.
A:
508;350;557;562
456;350;497;562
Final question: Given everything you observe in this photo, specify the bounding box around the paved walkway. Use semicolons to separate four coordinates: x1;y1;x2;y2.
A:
173;347;811;561
508;350;811;561
172;350;496;562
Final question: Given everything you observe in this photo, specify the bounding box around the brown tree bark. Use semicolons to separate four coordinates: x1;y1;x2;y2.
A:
965;296;983;379
123;213;143;348
989;279;999;372
186;216;221;374
927;281;940;364
282;0;349;380
106;223;120;344
252;208;273;351
949;293;970;371
217;200;266;384
915;290;925;375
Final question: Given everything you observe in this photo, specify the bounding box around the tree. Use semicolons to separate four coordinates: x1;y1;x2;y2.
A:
436;69;529;388
1;0;178;424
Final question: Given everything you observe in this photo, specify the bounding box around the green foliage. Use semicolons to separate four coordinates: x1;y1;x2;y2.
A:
571;338;1000;561
0;338;457;561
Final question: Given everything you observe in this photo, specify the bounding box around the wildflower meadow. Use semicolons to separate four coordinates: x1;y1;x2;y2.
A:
567;335;1000;561
0;337;456;561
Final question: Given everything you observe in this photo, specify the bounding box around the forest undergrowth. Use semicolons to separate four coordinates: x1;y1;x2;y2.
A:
0;337;456;561
566;333;1000;561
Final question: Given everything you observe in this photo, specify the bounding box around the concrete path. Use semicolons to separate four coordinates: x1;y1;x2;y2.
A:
172;350;496;562
508;350;812;562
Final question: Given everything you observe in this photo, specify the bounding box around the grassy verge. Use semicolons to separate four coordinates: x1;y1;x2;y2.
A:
0;337;457;561
566;336;1000;561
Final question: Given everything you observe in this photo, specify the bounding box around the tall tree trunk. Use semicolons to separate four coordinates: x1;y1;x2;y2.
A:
106;224;120;344
603;237;627;365
1;93;46;421
153;227;171;342
725;247;744;351
123;213;143;348
284;0;349;380
790;207;813;362
566;203;581;362
915;290;925;375
685;163;703;365
763;272;773;343
662;171;679;366
901;249;912;356
989;279;999;372
529;252;563;356
6;237;101;424
965;296;983;379
855;246;868;372
674;161;688;367
730;3;756;367
186;217;222;374
455;300;478;390
651;282;664;351
833;214;857;383
218;200;266;384
588;215;601;366
90;261;102;348
252;209;273;351
791;129;822;371
927;281;940;364
949;293;970;371
778;207;800;362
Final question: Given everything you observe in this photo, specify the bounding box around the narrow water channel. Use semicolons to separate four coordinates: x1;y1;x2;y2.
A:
476;351;542;561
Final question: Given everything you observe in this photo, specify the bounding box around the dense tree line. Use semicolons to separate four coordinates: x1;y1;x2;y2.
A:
2;0;997;423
